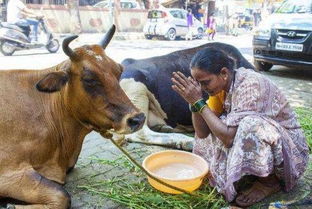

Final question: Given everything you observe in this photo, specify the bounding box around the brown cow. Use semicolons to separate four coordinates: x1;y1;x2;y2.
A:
0;25;145;209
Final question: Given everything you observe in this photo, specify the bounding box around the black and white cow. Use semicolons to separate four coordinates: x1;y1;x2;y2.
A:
120;42;254;150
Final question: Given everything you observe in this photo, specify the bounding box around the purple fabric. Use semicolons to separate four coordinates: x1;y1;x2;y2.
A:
207;16;215;29
193;67;309;202
187;13;193;27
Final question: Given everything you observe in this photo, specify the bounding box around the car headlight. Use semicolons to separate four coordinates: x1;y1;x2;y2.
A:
253;27;271;40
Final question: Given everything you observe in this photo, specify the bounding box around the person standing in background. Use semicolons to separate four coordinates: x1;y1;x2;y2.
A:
229;13;238;36
193;2;201;21
206;12;216;40
253;9;262;27
197;4;204;23
186;9;194;41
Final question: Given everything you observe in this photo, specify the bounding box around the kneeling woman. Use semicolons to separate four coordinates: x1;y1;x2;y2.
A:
171;48;309;207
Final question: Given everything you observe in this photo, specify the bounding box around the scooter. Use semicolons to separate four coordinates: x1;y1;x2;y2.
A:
0;18;60;56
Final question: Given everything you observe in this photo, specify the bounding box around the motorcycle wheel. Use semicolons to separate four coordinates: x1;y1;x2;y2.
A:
46;39;60;53
0;41;16;56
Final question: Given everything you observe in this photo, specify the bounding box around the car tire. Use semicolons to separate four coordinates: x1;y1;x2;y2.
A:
197;28;204;39
166;28;176;41
254;60;273;71
145;35;153;40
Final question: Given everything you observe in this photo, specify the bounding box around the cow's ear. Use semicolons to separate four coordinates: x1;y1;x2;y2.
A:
116;64;124;79
36;71;69;93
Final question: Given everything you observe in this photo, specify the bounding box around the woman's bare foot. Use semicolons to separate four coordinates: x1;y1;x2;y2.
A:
235;175;281;207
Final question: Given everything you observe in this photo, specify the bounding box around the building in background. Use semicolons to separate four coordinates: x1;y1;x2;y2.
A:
0;0;283;33
161;0;283;32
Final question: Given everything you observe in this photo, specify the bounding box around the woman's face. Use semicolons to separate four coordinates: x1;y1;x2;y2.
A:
191;67;229;96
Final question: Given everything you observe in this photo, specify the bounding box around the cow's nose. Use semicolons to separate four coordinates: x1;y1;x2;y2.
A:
127;113;145;132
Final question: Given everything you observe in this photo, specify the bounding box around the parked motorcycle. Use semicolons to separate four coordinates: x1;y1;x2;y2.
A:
0;18;59;56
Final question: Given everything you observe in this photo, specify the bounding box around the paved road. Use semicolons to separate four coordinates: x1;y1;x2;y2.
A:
1;33;311;108
0;34;311;208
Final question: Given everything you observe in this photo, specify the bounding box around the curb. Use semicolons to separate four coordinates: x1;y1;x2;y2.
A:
114;33;145;40
57;32;145;41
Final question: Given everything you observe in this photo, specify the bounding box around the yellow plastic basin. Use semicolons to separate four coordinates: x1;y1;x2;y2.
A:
142;150;208;194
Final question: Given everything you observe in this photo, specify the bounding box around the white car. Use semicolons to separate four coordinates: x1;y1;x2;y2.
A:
143;8;204;40
93;0;142;9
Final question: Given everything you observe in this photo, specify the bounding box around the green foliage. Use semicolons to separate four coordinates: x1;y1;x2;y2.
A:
295;107;312;152
79;156;226;209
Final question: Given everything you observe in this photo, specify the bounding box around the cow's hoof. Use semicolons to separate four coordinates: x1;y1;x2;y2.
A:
6;204;15;209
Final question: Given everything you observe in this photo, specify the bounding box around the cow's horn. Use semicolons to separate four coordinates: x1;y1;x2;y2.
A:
62;35;78;60
100;24;116;49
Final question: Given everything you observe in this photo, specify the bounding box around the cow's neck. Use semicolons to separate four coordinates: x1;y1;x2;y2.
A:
50;91;91;164
38;65;92;183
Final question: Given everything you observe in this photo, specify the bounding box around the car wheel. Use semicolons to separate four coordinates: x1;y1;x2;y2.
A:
197;28;204;39
0;41;16;56
145;35;153;40
254;60;273;71
166;28;176;41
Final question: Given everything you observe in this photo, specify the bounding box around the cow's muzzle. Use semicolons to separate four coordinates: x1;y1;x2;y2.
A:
127;113;145;132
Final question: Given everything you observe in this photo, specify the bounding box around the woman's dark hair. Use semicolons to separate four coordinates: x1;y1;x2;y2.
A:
190;48;234;74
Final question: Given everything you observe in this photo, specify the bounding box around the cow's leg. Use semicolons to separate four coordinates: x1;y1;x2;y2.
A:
120;79;168;127
172;124;194;133
120;79;194;150
120;78;171;135
0;169;70;209
126;126;194;151
120;79;150;124
148;110;175;133
120;78;194;150
152;123;194;133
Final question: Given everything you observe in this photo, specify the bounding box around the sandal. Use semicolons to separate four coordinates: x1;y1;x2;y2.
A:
235;180;281;207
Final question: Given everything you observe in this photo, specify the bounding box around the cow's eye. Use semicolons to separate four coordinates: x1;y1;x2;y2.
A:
82;78;101;87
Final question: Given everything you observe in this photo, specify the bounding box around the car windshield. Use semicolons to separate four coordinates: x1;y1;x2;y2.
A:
121;2;135;8
93;1;112;8
169;10;183;19
275;0;312;14
94;1;136;8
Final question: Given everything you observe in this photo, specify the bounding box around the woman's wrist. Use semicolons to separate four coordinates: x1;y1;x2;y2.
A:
193;98;207;113
189;103;198;113
191;98;204;106
189;98;207;113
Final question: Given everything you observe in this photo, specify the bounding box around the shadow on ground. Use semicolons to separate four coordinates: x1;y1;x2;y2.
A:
262;66;312;108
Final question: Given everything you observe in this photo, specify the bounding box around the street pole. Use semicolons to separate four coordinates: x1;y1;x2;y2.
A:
67;0;82;34
108;0;113;26
113;0;121;31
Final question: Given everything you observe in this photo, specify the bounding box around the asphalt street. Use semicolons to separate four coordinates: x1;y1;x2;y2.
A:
1;33;311;108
